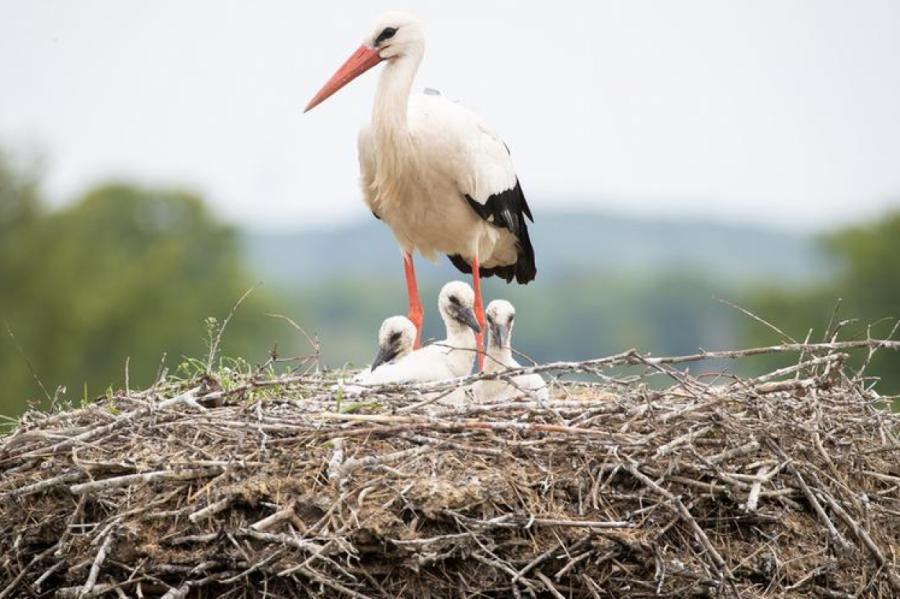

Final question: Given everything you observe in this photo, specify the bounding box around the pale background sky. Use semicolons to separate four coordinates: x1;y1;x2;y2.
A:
1;0;899;231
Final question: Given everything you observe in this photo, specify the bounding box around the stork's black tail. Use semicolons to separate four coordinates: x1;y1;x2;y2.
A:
447;179;536;284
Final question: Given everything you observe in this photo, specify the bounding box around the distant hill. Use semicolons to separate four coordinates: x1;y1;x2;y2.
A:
242;211;831;288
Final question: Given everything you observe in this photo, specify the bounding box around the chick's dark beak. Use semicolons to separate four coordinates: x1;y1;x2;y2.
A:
453;305;481;333
370;343;398;371
489;321;509;348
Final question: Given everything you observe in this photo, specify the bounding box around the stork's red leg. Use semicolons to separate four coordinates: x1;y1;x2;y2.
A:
470;256;486;371
403;252;424;348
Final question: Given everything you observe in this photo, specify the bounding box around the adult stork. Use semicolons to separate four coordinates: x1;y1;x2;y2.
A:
304;11;536;369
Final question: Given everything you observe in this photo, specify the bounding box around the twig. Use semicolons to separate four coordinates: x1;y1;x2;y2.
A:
535;571;567;599
815;484;900;590
70;466;224;495
5;322;52;403
250;505;297;532
188;496;233;524
80;529;115;596
0;543;58;599
714;297;798;344
206;283;261;373
625;462;729;576
1;471;83;498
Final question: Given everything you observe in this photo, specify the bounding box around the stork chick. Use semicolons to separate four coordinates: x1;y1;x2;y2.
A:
351;315;417;385
369;315;417;371
356;281;480;385
475;300;549;402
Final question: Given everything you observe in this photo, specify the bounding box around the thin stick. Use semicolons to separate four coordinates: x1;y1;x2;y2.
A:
714;297;797;344
5;322;52;403
206;283;261;373
81;529;115;596
70;467;224;495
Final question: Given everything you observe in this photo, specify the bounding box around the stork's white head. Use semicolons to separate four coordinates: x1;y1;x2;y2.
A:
365;12;424;61
371;315;417;371
486;300;516;350
304;12;424;112
437;281;481;334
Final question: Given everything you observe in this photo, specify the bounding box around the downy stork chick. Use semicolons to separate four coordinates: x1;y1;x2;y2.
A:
370;315;417;371
305;12;537;370
475;300;549;402
355;281;481;385
350;315;417;385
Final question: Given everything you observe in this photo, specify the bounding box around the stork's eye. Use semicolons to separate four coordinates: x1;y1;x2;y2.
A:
389;331;401;343
375;27;397;45
448;296;460;306
508;315;515;325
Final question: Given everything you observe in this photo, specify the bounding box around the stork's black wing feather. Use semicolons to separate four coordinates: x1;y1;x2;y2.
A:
447;179;536;284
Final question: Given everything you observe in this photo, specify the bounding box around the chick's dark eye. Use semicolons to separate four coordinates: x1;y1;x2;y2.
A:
389;332;401;343
448;296;460;306
375;27;397;45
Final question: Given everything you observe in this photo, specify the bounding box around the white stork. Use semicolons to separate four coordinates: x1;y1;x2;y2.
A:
304;11;536;369
354;281;481;385
475;299;549;402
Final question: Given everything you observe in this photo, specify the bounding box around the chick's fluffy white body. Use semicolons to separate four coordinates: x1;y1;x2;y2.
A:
356;282;479;385
475;300;548;402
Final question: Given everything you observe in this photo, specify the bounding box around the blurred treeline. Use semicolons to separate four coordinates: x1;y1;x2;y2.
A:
1;146;898;416
743;215;900;396
0;149;286;416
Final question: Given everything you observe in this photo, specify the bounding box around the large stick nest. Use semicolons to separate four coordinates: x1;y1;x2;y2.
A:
1;340;898;598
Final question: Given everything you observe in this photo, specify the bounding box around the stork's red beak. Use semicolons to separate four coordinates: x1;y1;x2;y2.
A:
304;45;382;113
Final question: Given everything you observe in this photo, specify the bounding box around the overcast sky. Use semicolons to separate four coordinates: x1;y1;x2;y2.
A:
2;0;899;231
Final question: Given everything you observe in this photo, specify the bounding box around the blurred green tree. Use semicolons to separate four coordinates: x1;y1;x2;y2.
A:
744;211;900;401
0;151;283;416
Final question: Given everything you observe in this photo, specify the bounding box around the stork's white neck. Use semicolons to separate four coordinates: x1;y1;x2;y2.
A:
443;320;475;348
372;52;421;148
485;343;514;372
369;51;423;210
439;316;478;375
